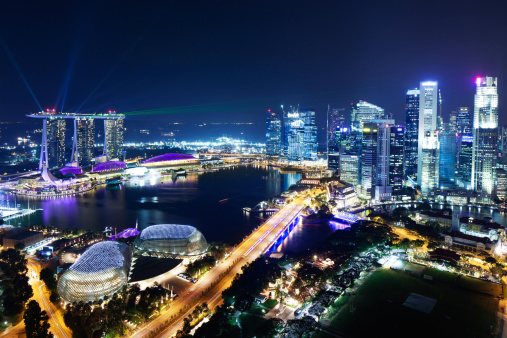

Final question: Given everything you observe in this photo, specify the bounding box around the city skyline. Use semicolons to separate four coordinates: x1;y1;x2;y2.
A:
0;1;505;130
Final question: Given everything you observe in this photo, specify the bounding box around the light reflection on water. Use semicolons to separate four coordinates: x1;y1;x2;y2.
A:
1;166;329;251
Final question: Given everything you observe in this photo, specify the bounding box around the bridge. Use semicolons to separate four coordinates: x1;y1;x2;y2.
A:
333;211;364;224
130;200;305;338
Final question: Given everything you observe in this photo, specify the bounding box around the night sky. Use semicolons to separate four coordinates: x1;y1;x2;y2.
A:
0;1;506;138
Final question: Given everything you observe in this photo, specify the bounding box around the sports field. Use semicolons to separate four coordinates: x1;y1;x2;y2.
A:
328;268;500;338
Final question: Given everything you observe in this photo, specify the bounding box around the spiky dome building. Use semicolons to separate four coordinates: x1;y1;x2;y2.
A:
57;241;132;303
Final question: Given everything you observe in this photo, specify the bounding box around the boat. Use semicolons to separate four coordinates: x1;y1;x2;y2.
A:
219;198;229;204
172;168;187;179
106;176;122;185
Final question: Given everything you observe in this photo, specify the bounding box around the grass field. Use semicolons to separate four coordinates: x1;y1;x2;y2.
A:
424;267;460;284
239;314;268;337
329;268;499;338
262;299;279;309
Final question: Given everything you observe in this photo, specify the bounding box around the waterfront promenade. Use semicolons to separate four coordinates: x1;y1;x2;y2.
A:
130;200;305;338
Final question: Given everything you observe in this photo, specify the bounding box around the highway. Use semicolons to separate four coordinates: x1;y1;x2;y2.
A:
130;200;305;338
0;260;72;338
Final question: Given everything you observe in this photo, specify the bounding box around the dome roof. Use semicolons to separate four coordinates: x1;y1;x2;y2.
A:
70;241;130;274
140;224;196;240
58;241;132;303
142;153;196;164
134;224;207;257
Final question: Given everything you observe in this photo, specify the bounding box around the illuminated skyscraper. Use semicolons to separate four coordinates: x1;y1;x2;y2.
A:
283;106;317;162
421;131;439;195
73;117;95;166
438;131;456;188
456;134;473;188
417;81;439;194
405;89;420;179
339;154;359;187
360;121;393;201
456;107;472;134
283;106;304;161
449;111;457;132
104;117;124;161
389;126;405;196
300;108;317;161
472;76;498;199
46;118;66;169
360;122;378;199
265;110;282;157
327;107;346;149
350;101;384;154
327;107;346;171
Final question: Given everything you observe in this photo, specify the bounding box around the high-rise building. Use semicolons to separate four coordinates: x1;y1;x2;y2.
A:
420;131;440;196
456;134;473;188
350;101;384;154
327;106;345;143
265;110;282;157
449;111;457;132
300;108;317;161
283;106;304;162
472;77;499;200
104;118;124;161
456;107;472;134
74;118;95;166
417;81;439;194
496;168;507;201
283;106;317;162
499;126;507;157
359;123;378;199
327;107;346;172
404;89;419;179
46;118;66;169
327;107;346;148
389;126;405;196
438;131;456;188
374;123;392;201
339;154;359;187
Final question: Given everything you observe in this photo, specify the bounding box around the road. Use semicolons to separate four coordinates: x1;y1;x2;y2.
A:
130;200;305;338
0;259;72;338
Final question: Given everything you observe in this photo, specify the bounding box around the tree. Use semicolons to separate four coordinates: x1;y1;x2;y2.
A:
234;294;254;313
23;300;53;338
40;268;57;291
0;249;33;316
14;242;25;251
485;256;497;265
392;207;408;219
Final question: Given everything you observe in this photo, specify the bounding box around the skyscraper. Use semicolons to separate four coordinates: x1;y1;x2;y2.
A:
389;126;405;196
300;108;317;161
327;107;345;149
405;89;420;179
456;134;473;188
104;118;124;161
360;122;378;199
339;154;359;187
472;76;499;199
421;131;440;195
265;110;282;157
438;131;456;188
283;106;317;162
449;111;457;132
374;123;392;201
456;107;472;134
74;117;95;166
417;81;439;194
46;118;66;169
327;107;346;172
350;101;384;154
